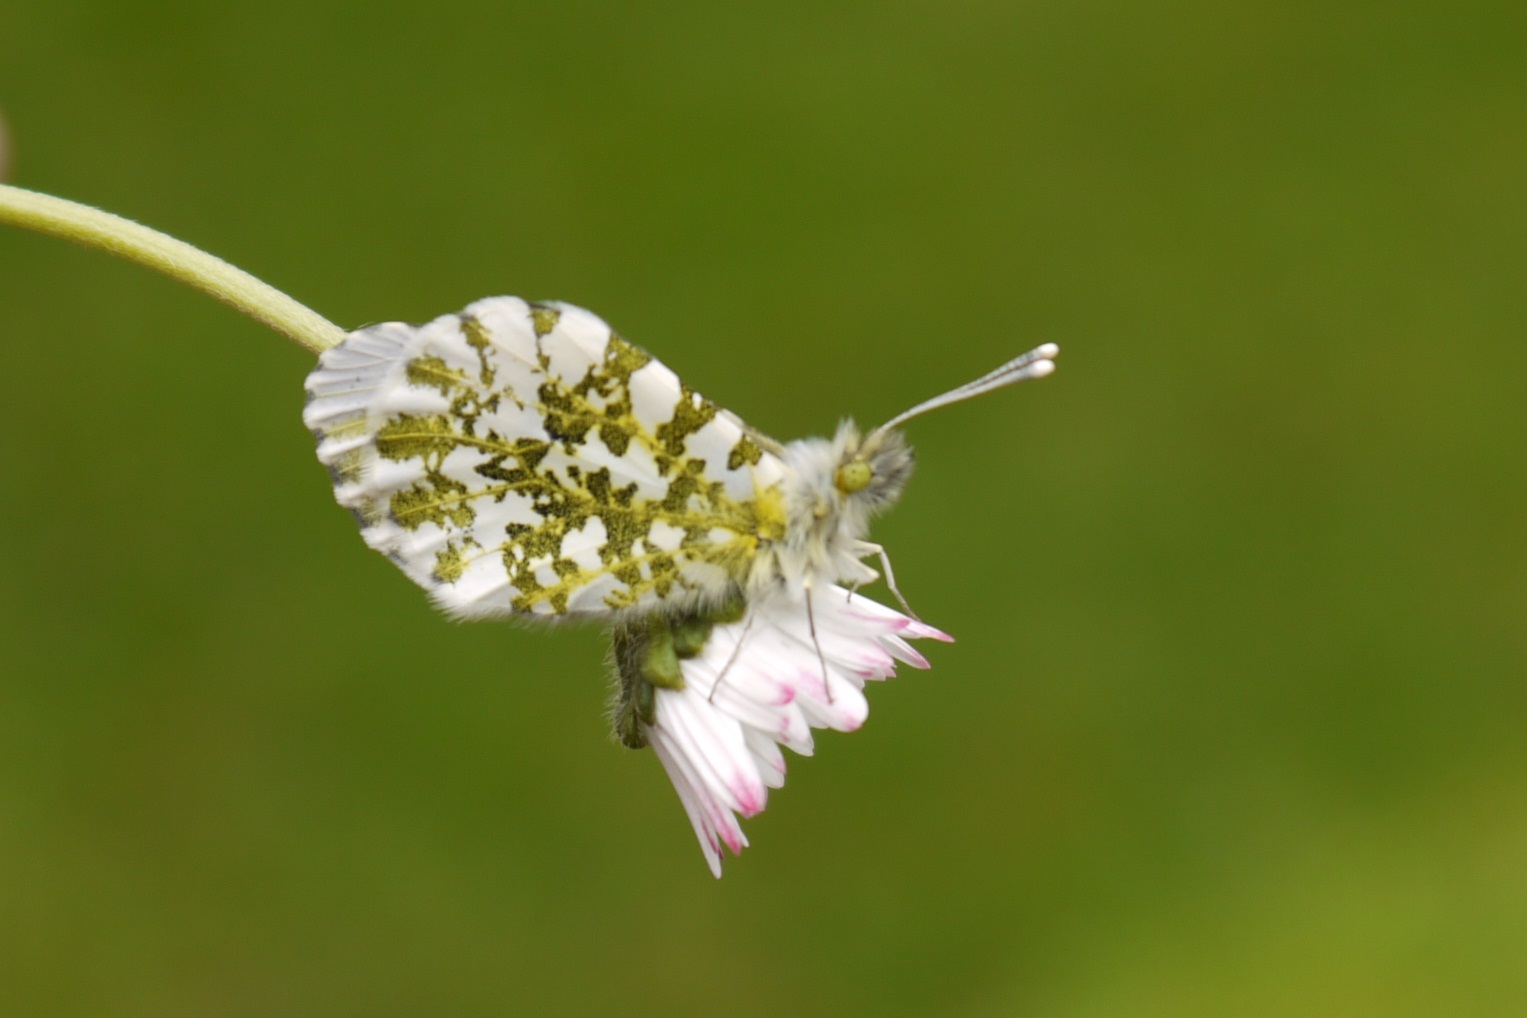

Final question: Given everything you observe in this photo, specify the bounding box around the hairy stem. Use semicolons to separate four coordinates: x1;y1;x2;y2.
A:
0;183;344;353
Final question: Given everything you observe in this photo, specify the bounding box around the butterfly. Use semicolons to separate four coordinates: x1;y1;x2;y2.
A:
302;296;1057;749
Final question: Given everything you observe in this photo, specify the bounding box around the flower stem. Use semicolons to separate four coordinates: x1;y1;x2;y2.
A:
0;183;344;353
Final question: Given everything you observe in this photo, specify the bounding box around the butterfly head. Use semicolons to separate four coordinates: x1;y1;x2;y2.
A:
832;341;1060;517
775;421;915;576
831;424;915;517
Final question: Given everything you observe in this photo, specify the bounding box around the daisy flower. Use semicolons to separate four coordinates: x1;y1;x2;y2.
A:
641;584;951;877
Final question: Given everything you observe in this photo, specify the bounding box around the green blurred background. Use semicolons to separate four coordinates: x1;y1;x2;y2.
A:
2;2;1524;1014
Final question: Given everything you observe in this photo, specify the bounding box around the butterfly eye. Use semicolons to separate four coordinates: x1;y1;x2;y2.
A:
834;461;874;495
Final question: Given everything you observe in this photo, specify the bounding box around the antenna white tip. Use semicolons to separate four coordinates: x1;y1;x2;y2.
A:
869;341;1061;437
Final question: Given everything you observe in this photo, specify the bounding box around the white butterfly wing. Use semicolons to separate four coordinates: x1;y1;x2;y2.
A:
303;296;787;619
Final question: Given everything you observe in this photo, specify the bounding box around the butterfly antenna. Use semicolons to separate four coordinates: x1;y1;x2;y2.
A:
868;343;1058;440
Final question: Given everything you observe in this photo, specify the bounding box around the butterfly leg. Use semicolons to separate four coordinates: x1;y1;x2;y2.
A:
804;581;835;705
707;606;757;705
856;541;920;621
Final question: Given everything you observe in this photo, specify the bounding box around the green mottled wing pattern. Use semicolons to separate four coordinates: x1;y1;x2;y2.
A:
303;297;787;618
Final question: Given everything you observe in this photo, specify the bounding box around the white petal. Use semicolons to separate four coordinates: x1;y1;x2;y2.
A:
643;584;946;876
